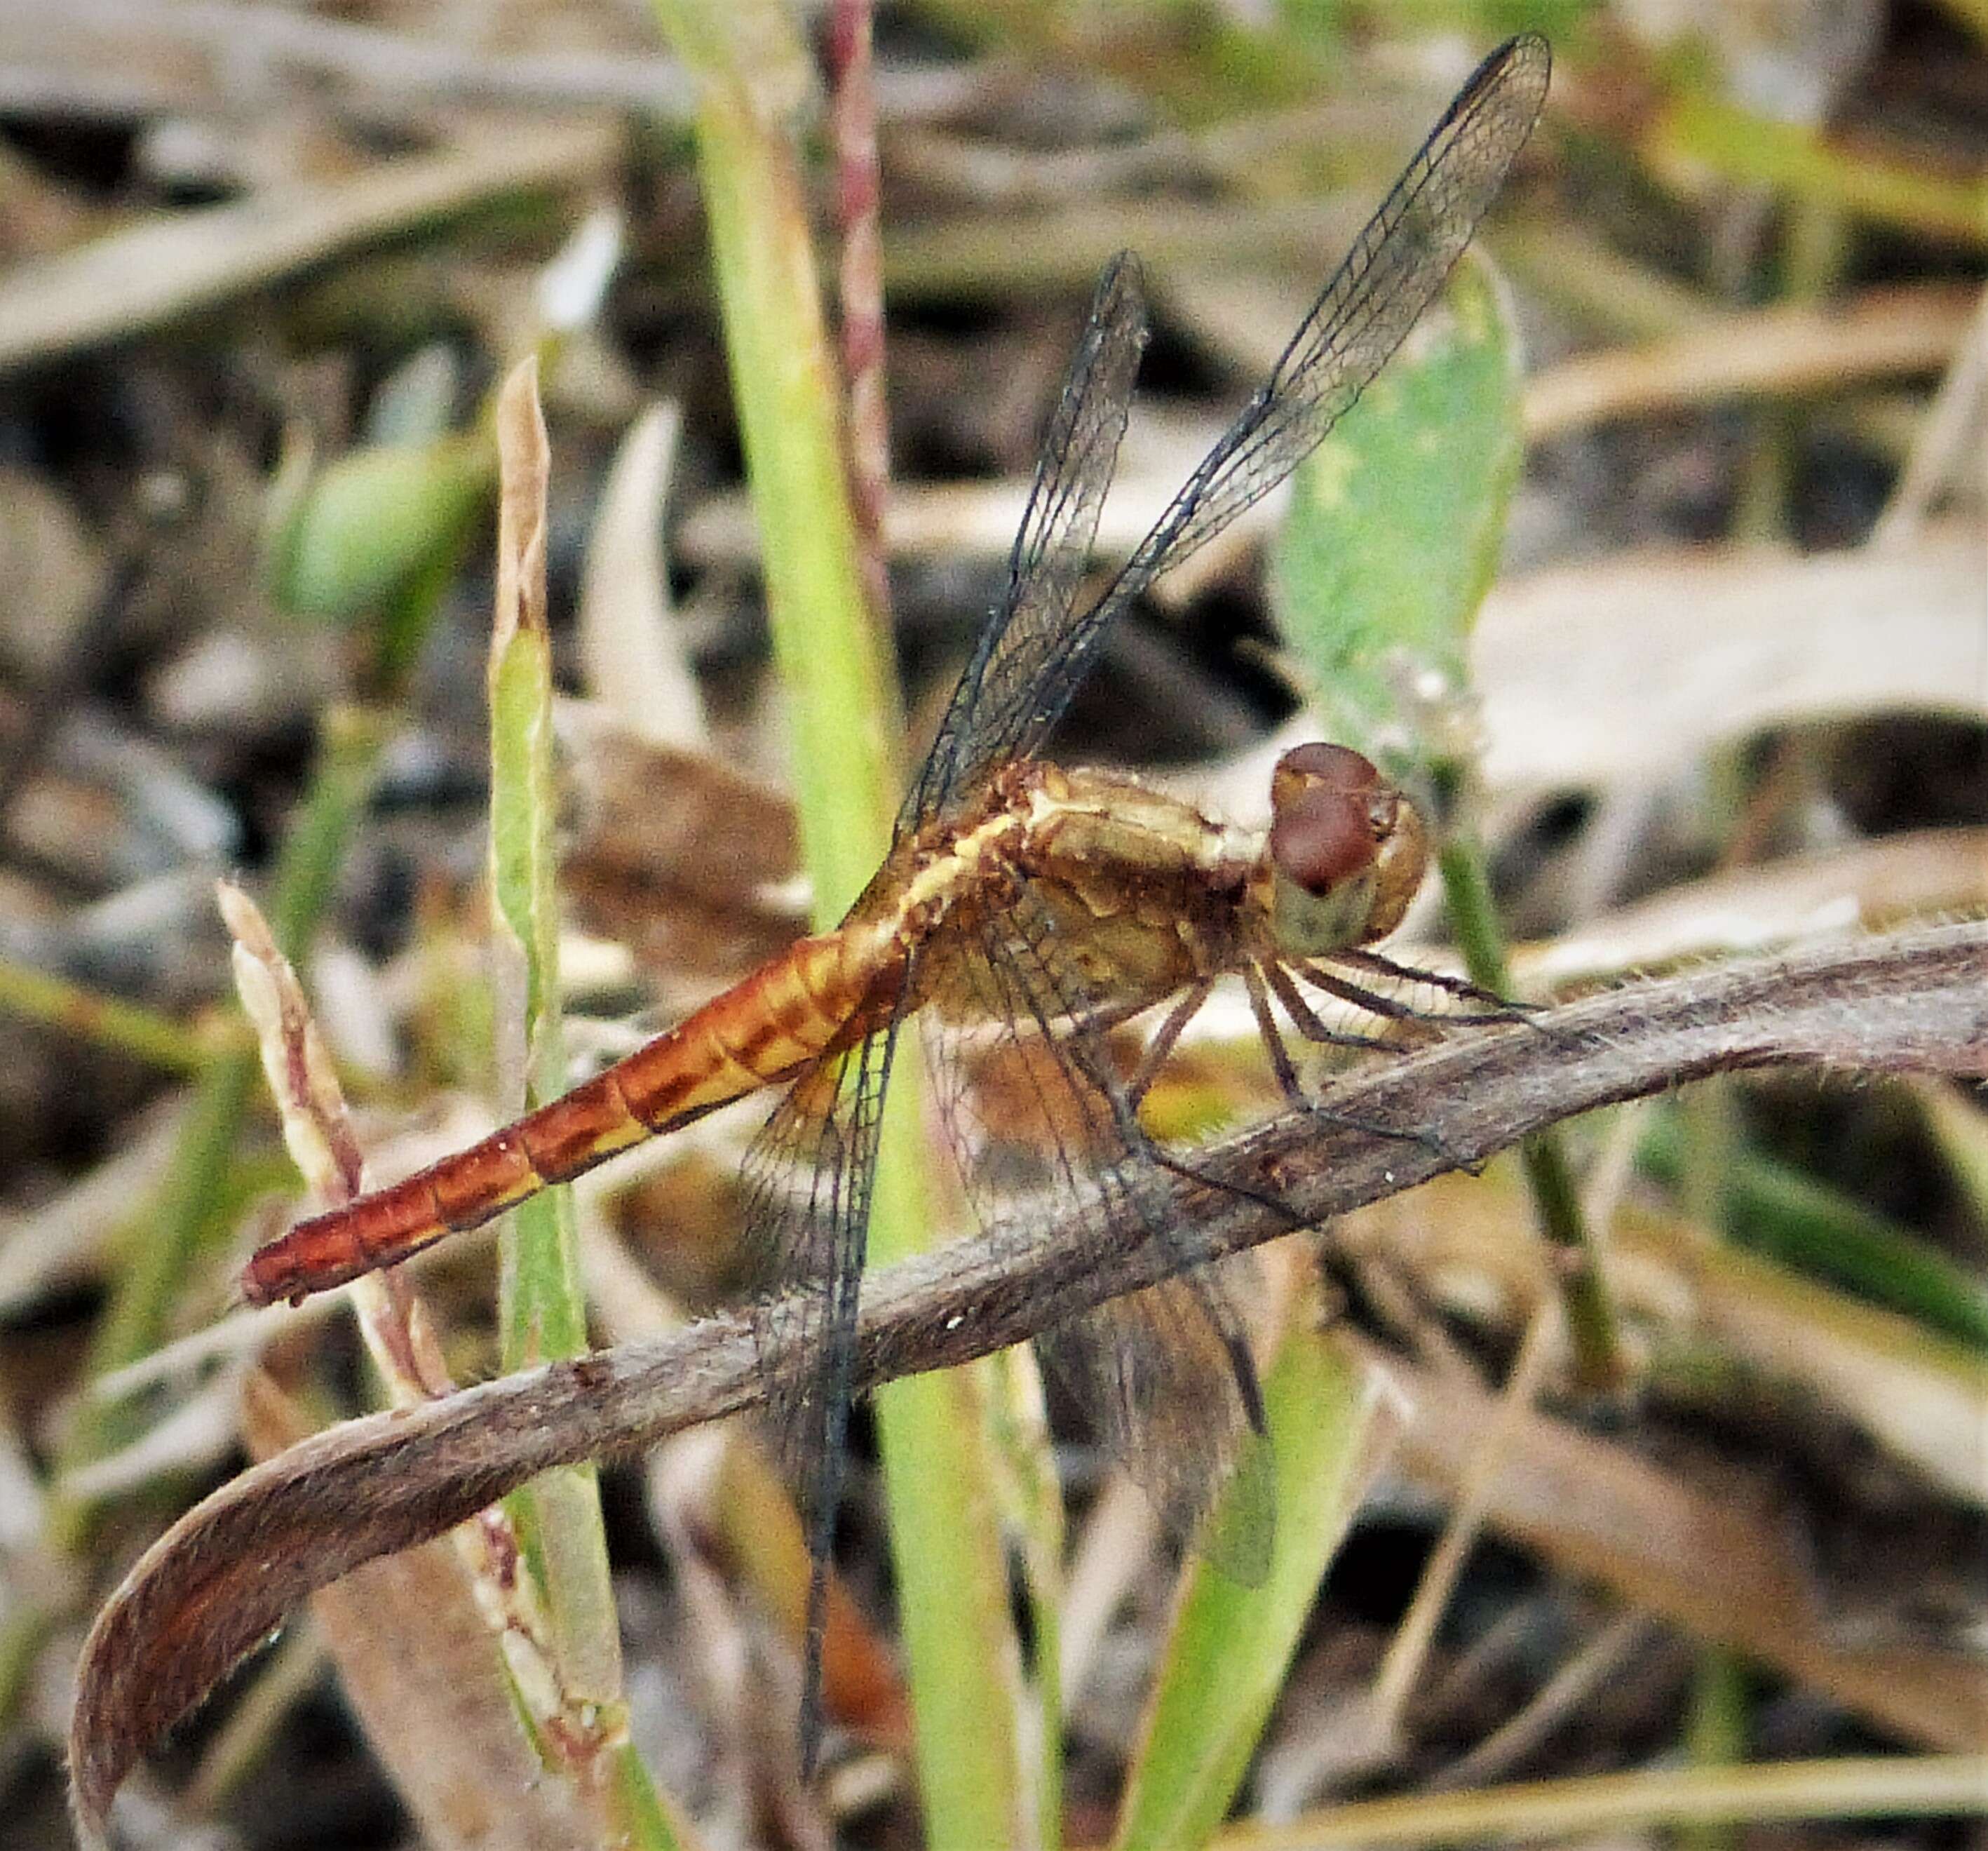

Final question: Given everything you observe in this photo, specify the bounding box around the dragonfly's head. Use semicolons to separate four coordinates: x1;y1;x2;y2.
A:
1255;743;1427;959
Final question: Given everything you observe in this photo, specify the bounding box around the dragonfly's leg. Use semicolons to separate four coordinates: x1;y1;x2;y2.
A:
1254;961;1463;1162
1262;960;1400;1054
1243;961;1313;1110
1332;947;1540;1023
1294;962;1464;1043
1126;978;1214;1107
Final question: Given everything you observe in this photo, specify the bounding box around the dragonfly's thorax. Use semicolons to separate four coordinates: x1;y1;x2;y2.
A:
987;760;1256;999
872;747;1428;1026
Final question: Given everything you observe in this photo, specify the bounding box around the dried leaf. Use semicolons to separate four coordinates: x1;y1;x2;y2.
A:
558;702;804;992
239;1373;603;1851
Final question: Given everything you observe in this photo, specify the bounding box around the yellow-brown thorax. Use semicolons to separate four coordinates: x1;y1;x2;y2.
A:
848;744;1428;1028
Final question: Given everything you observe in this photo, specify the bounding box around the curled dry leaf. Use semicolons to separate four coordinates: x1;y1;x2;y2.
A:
235;1372;602;1851
69;922;1988;1831
557;701;805;993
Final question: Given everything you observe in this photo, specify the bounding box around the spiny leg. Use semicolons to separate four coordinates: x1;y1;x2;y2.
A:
1130;969;1368;1257
1262;959;1403;1054
1332;946;1541;1023
1125;976;1214;1108
1252;960;1454;1159
1294;960;1449;1030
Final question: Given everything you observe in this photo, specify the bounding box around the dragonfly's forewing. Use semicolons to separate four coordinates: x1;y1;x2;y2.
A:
902;252;1149;829
912;34;1550;790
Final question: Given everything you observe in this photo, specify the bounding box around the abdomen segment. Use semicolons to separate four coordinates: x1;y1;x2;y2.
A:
241;929;877;1307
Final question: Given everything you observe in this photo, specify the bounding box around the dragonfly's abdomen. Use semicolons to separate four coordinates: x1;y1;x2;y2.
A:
241;928;876;1306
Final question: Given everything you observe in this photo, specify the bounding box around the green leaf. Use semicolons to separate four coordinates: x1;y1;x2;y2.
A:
1271;250;1524;774
271;436;492;626
1277;248;1625;1391
1113;1297;1406;1850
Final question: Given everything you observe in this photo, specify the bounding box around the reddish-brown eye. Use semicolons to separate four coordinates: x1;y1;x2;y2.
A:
1269;746;1386;896
1276;742;1379;793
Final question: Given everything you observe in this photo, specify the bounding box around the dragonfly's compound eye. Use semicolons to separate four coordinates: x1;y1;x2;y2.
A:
1268;745;1386;896
1264;744;1428;955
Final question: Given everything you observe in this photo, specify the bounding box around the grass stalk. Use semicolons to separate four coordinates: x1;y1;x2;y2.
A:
1435;833;1622;1390
1213;1753;1988;1849
485;364;675;1845
0;957;238;1076
640;1;1020;1831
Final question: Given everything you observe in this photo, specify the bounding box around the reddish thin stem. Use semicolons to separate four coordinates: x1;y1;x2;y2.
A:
828;0;893;627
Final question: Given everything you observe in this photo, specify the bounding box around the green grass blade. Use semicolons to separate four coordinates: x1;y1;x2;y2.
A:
644;2;1020;1834
486;365;675;1846
1113;1300;1405;1850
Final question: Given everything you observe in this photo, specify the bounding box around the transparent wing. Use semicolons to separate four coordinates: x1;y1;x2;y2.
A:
926;889;1275;1582
900;251;1149;830
911;33;1550;789
738;1005;909;1772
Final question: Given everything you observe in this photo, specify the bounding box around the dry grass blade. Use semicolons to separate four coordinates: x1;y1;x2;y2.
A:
575;405;707;751
1521;282;1978;438
1511;826;1988;991
1210;1753;1988;1847
1381;1347;1984;1751
67;921;1988;1830
0;119;619;373
556;707;803;994
2;0;694;116
212;878;607;1845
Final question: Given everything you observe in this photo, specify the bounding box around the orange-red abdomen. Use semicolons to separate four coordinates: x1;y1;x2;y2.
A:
241;926;881;1307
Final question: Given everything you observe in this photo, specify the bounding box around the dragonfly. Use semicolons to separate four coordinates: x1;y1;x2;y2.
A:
244;32;1549;1768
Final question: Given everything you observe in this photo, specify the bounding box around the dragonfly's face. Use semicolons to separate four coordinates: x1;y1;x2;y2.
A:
1257;743;1428;959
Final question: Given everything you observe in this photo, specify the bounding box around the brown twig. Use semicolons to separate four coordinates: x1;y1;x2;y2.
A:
69;921;1988;1833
